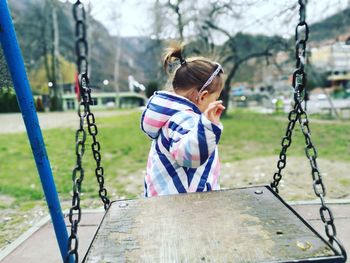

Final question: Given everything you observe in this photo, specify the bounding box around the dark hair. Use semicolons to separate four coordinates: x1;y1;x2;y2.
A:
163;43;223;95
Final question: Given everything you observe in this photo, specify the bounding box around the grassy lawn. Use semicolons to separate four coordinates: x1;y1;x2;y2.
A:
220;111;350;163
0;110;349;208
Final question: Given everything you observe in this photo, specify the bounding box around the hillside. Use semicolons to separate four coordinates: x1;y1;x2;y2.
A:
117;36;161;89
309;7;350;43
1;2;349;93
8;0;119;90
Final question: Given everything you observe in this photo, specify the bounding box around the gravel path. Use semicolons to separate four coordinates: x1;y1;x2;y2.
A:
0;110;135;134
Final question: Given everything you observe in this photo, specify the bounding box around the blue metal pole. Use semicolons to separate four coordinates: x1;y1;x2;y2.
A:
0;2;71;262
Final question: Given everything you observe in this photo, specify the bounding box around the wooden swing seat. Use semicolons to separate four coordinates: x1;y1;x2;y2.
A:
83;186;343;262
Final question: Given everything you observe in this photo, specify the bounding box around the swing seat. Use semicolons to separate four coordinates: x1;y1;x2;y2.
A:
83;186;344;262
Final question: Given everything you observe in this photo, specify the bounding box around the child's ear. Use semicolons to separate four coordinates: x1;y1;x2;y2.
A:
198;90;209;103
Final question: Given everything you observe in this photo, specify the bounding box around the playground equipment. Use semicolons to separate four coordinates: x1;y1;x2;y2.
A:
0;0;347;262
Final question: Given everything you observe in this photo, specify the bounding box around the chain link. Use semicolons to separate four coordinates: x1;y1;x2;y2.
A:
271;0;346;260
66;1;110;262
86;110;110;210
271;105;300;192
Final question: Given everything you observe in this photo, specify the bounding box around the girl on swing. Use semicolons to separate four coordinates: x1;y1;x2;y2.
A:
141;43;225;197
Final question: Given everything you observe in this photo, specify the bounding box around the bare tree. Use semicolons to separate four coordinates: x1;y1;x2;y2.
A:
197;0;296;113
156;0;199;41
166;0;185;41
149;0;167;81
205;19;288;112
157;0;289;112
48;0;62;110
152;1;350;116
21;0;62;110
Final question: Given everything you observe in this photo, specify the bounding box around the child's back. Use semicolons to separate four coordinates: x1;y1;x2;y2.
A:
140;44;225;197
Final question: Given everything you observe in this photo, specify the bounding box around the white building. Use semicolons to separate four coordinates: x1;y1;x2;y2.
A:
311;41;350;73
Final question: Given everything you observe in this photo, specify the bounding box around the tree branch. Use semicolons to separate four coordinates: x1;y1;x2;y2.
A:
204;20;233;42
167;0;184;41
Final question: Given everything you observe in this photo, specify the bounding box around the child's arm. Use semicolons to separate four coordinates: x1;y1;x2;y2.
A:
167;110;223;168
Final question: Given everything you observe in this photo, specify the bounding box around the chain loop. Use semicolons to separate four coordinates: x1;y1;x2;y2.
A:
270;102;299;193
66;1;111;262
270;1;346;259
295;22;309;42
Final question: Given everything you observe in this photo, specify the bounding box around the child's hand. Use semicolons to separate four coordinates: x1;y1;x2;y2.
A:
204;100;225;125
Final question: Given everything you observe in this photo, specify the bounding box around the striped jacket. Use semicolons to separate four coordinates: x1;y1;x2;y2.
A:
140;91;223;197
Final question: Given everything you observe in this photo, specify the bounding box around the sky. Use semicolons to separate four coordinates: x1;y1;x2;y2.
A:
61;0;350;40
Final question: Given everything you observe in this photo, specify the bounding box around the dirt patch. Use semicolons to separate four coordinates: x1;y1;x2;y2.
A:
107;169;145;199
221;156;350;201
0;204;48;249
0;195;15;207
110;156;350;201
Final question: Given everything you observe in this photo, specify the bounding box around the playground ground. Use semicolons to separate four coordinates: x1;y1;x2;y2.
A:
0;201;349;262
0;110;349;261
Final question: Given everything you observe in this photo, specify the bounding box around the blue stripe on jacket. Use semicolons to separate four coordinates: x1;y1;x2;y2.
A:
211;123;222;144
159;130;170;152
148;103;179;116
196;152;215;192
168;121;190;135
156;92;202;115
140;95;156;136
198;117;209;165
155;142;187;193
186;167;197;186
144;180;148;197
151;154;170;195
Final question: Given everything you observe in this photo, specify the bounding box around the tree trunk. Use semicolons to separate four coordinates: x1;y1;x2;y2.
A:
322;86;340;119
221;51;272;115
168;0;184;42
221;62;240;115
52;1;62;111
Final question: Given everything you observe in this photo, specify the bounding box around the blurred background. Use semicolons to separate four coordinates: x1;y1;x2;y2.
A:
1;0;349;117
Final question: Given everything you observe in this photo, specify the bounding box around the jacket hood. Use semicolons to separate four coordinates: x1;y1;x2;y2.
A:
141;91;201;139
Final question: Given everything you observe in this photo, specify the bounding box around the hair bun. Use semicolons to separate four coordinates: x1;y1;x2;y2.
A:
163;42;186;72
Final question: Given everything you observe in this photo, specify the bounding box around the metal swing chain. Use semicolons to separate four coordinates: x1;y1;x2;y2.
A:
73;0;110;210
271;0;347;259
270;0;308;193
66;1;110;262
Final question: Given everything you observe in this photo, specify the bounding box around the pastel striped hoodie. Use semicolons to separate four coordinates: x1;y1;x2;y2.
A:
140;91;223;197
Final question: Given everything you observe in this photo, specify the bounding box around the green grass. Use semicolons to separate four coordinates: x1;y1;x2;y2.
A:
339;178;350;187
220;110;350;163
0;109;349;204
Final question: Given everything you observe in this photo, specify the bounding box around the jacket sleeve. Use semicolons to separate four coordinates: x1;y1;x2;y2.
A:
167;111;223;168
